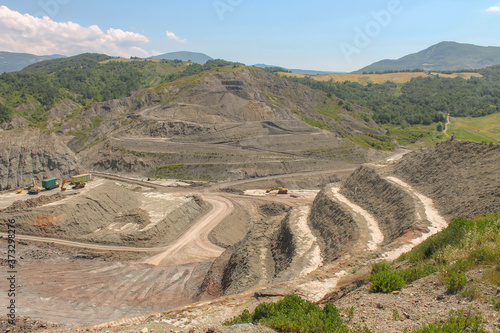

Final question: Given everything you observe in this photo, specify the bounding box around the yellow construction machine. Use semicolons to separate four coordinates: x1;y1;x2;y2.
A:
266;187;288;194
28;178;41;195
61;179;86;191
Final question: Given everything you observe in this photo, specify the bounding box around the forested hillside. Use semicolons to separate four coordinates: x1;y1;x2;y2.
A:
354;41;500;73
0;54;237;126
285;66;500;126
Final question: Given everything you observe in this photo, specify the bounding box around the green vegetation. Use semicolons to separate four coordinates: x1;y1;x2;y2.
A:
366;213;500;295
154;164;185;178
384;123;445;147
354;41;500;73
258;66;291;73
285;65;500;127
0;53;241;126
368;270;405;293
412;308;487;333
0;103;11;123
224;294;372;333
448;113;500;143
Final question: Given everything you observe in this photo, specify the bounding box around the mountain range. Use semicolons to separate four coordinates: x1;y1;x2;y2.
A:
2;41;500;76
252;64;338;75
149;51;213;64
0;51;65;73
353;41;500;73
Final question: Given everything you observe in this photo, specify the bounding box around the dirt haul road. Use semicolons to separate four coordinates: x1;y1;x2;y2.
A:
143;196;233;266
0;195;233;260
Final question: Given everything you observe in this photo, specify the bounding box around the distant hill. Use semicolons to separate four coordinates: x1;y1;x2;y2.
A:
0;51;65;73
253;63;337;75
149;51;213;64
353;41;500;73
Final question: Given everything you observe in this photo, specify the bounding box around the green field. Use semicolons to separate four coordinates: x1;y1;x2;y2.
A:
384;123;446;148
447;113;500;143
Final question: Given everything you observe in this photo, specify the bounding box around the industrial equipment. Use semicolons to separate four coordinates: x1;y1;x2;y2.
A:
266;187;288;194
61;179;86;191
28;178;41;195
42;177;59;190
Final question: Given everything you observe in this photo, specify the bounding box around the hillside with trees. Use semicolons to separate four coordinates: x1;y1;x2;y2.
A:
285;65;500;127
0;54;237;126
354;41;500;73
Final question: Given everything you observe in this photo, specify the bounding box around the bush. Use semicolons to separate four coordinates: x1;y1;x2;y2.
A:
399;217;472;264
370;261;392;275
443;271;467;294
412;308;485;332
398;265;438;284
369;270;405;293
224;295;372;333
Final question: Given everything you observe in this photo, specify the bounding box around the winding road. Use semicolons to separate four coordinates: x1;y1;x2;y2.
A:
0;195;234;267
143;195;233;266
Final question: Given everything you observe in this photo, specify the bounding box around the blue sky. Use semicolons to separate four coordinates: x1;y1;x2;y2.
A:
0;0;499;72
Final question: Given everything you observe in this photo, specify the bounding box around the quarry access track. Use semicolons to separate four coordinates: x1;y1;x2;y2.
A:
0;195;233;261
143;196;233;266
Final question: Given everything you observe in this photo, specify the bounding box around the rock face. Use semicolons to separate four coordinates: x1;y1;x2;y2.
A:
0;181;205;246
341;166;417;241
220;216;287;295
309;186;360;262
393;140;500;220
70;67;382;180
0;128;80;190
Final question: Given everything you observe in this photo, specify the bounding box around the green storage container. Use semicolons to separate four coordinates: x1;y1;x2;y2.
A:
42;177;57;189
71;174;92;183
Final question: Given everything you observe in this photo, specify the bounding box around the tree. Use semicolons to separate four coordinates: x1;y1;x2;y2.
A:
0;104;12;123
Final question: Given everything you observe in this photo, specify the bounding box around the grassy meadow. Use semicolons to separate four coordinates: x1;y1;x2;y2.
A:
448;113;500;143
280;71;483;85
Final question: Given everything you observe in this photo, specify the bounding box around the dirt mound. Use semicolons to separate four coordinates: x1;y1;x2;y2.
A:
0;315;59;333
197;246;235;301
259;203;289;216
341;166;418;241
0;180;205;246
113;208;151;226
309;186;360;262
393;140;500;220
1;192;66;212
0;128;79;190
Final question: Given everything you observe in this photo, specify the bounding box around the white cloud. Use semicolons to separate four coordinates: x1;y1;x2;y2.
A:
166;30;187;43
0;5;150;57
486;5;500;12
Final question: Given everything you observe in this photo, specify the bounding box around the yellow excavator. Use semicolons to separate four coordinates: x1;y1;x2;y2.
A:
28;178;41;195
61;179;86;191
266;187;288;194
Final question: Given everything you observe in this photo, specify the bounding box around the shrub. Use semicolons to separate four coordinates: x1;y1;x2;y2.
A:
370;261;392;275
369;270;405;293
493;298;500;311
460;286;480;301
412;308;485;333
443;271;467;294
224;295;372;333
398;265;438;284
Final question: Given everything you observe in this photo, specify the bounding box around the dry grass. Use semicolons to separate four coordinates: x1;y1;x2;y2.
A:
280;71;482;85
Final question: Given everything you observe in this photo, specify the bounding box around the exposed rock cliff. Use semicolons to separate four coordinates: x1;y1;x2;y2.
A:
341;166;417;241
0;181;205;246
393;140;500;220
0;128;80;190
308;186;360;262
